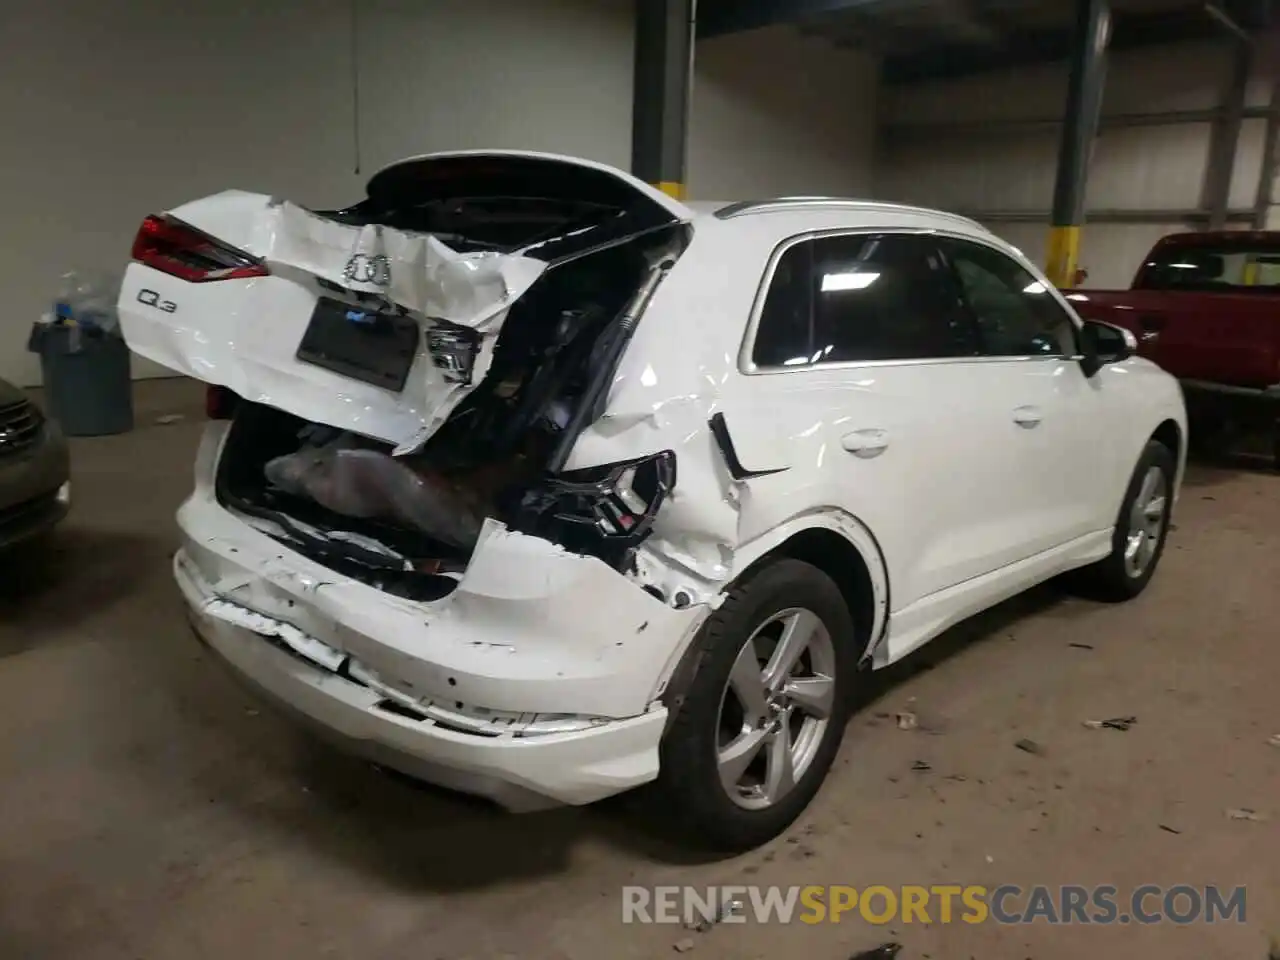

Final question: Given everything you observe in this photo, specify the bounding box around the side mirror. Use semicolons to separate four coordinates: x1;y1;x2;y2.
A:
1078;319;1136;377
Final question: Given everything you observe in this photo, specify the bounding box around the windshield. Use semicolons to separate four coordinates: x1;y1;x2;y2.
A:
1136;242;1280;292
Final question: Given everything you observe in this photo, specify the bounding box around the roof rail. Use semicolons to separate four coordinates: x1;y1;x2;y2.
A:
714;197;985;231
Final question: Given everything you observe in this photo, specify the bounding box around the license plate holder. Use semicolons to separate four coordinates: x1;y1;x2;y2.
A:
296;297;420;392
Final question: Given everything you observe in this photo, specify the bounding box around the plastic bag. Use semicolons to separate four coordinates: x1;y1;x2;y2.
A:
264;441;486;551
52;271;122;339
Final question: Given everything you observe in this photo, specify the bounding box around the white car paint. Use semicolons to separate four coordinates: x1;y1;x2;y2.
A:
118;151;689;456
123;152;1187;811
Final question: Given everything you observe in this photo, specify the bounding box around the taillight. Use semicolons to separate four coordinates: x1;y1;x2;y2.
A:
206;385;240;420
132;214;268;283
516;451;676;564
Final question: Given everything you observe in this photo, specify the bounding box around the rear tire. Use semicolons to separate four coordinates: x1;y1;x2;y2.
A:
655;559;858;852
1078;440;1175;602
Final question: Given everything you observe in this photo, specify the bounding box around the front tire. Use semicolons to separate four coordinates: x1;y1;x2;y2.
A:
1080;440;1175;601
655;559;857;851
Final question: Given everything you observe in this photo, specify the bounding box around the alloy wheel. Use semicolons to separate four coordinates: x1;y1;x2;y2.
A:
715;607;837;810
1124;465;1169;578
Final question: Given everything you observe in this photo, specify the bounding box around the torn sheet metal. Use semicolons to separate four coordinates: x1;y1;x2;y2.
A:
247;197;546;325
118;190;546;454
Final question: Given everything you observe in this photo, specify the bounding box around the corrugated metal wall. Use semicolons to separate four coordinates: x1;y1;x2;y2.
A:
876;41;1274;288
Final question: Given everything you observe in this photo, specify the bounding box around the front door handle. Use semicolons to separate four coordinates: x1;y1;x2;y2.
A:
841;428;889;459
1013;406;1043;428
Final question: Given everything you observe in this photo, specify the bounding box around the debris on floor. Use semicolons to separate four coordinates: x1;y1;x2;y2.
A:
896;710;918;731
1069;642;1095;650
1014;738;1045;756
1083;716;1137;731
1268;733;1280;748
1226;808;1268;822
154;413;185;425
848;943;902;960
911;760;932;772
673;937;695;953
684;896;742;932
1158;824;1182;835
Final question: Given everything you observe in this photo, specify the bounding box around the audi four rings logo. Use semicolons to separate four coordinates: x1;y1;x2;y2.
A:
343;254;391;286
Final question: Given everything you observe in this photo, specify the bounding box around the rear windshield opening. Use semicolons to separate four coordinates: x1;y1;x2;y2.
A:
1137;244;1280;292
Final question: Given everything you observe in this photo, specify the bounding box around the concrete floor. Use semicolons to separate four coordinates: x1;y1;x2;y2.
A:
1;379;1278;960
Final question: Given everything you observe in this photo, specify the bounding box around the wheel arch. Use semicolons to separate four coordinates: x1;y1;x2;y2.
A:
1151;417;1185;495
656;510;890;731
730;510;890;657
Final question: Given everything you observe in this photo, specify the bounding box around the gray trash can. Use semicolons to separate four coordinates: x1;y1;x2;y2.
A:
28;324;134;436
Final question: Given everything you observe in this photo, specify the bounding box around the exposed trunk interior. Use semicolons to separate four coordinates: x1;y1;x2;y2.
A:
216;224;685;600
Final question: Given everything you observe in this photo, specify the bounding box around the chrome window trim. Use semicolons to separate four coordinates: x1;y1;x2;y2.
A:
737;226;1085;376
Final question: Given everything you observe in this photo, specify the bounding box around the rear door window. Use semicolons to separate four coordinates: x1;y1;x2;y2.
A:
751;233;979;368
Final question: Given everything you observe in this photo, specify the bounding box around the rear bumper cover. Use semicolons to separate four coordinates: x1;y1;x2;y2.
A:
172;486;703;808
180;558;668;809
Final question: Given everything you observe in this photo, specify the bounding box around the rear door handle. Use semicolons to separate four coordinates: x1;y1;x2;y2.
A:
841;428;889;459
1013;406;1043;428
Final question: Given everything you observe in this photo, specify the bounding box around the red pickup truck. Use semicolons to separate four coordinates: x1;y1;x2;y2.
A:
1069;230;1280;457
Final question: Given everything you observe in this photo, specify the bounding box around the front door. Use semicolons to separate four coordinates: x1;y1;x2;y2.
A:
939;236;1117;553
731;231;1043;614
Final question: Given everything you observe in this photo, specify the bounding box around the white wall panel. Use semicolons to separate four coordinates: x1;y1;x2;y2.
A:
689;27;878;198
0;5;877;387
878;131;1058;211
1085;123;1212;209
877;40;1265;289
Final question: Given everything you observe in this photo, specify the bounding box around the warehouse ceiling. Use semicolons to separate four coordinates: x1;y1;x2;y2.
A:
696;0;1276;82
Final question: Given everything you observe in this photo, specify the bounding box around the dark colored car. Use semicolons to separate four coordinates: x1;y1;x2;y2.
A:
0;378;70;547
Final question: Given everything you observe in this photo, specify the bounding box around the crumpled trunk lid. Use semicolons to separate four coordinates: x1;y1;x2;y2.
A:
117;151;690;454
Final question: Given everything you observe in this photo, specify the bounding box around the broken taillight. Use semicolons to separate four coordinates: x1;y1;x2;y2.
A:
205;385;240;420
132;214;268;283
516;451;676;563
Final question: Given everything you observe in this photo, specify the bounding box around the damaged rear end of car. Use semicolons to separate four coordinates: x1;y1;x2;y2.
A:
122;151;707;810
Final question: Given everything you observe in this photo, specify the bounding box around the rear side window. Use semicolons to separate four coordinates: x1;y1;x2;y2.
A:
751;233;978;368
942;239;1078;357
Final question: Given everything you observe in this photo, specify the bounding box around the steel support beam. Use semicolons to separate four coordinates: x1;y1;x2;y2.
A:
632;0;696;200
1253;81;1280;227
1202;40;1254;230
885;7;1208;85
696;0;877;39
962;208;1256;224
883;106;1276;140
1046;0;1110;289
